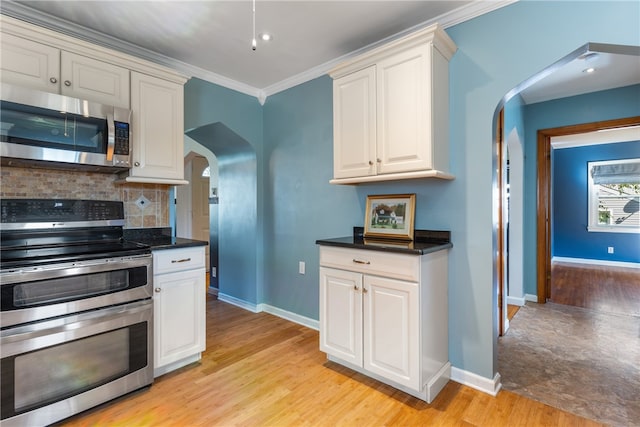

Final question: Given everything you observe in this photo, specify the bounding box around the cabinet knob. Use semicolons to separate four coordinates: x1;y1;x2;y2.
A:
155;287;161;293
49;77;58;84
134;161;141;167
368;160;373;166
64;80;72;87
363;287;368;293
376;158;381;163
353;285;359;291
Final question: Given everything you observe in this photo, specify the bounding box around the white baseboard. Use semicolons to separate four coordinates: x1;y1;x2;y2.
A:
552;256;640;269
217;292;260;313
506;296;525;306
525;293;538;303
259;303;319;330
216;294;319;329
450;367;502;396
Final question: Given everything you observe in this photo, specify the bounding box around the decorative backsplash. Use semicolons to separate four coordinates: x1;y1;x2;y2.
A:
0;166;170;228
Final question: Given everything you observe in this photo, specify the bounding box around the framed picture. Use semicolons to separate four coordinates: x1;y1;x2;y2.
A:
364;194;416;241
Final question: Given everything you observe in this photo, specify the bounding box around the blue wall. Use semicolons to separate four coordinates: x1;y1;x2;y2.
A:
523;84;640;295
184;0;640;383
553;141;640;262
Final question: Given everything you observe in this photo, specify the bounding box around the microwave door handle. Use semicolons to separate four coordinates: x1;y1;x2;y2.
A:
106;113;115;161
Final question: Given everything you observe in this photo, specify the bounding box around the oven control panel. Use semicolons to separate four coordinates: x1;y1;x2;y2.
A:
1;199;124;223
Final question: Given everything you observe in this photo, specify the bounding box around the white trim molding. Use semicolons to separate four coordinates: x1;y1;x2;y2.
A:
217;293;260;313
553;256;640;269
451;368;502;397
2;0;515;102
259;304;319;331
525;293;539;303
507;296;526;306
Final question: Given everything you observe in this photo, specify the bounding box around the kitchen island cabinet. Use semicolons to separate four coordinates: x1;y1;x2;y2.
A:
152;246;206;377
316;231;451;402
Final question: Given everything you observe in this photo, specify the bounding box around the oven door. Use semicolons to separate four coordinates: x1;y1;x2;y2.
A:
0;299;153;426
0;254;152;328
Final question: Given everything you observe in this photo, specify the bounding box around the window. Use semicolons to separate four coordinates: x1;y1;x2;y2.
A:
588;158;640;233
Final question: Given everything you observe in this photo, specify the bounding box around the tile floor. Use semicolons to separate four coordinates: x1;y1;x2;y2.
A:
498;301;640;427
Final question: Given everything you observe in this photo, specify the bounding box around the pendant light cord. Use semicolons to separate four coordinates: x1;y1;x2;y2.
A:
252;0;257;51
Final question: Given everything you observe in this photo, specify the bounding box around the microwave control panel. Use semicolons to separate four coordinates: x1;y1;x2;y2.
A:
114;122;130;155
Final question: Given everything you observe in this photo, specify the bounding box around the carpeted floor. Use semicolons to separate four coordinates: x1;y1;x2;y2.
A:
498;301;640;427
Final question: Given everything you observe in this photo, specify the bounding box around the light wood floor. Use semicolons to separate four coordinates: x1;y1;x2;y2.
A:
550;261;640;317
60;296;604;426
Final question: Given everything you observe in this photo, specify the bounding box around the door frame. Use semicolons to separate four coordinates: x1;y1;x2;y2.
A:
535;116;640;302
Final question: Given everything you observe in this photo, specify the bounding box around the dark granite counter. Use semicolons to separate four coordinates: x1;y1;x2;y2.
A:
316;228;451;256
124;227;208;251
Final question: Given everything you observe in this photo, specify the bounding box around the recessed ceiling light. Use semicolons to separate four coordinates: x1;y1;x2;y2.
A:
583;67;596;74
259;33;272;42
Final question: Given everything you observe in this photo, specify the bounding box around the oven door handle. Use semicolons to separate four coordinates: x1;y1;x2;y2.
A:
0;299;152;358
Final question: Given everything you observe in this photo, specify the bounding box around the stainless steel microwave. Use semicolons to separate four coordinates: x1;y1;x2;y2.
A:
0;83;132;172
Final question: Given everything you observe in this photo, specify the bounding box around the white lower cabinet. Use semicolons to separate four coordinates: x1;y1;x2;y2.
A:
152;246;206;377
319;246;449;402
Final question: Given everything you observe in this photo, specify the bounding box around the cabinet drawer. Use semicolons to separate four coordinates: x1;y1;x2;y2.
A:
319;246;419;282
153;247;205;275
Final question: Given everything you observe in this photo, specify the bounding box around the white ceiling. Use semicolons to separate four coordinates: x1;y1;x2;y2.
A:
2;0;639;103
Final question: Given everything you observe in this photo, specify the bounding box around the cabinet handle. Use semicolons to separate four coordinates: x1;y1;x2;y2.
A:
64;80;72;87
352;259;370;265
155;287;161;293
172;258;192;263
49;77;58;84
134;161;141;167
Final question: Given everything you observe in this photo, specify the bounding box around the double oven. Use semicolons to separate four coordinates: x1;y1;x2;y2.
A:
0;199;153;426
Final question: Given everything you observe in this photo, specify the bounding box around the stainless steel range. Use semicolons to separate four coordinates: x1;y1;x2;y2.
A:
0;199;153;426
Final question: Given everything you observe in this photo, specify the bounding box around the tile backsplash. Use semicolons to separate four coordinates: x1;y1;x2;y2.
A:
0;166;170;228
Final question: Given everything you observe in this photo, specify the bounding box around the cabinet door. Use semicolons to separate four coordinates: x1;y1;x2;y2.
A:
61;51;130;108
319;267;363;366
333;66;376;179
130;71;184;181
363;275;419;390
154;268;206;369
0;33;60;92
376;44;432;175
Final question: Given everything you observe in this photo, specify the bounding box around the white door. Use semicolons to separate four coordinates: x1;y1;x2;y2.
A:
333;65;376;179
191;156;210;270
319;267;363;366
363;275;420;389
376;44;432;175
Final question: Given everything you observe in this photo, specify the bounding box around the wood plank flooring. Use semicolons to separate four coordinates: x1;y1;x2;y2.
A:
60;296;604;427
550;261;640;316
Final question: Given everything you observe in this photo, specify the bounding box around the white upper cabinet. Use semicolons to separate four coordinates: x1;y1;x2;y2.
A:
1;34;130;108
0;15;189;184
333;66;377;179
123;72;186;184
0;33;60;92
61;51;130;109
330;24;457;184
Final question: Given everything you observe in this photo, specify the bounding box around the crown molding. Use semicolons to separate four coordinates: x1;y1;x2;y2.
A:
262;0;516;99
1;0;516;103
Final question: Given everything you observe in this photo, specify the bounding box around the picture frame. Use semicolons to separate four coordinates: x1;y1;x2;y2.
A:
364;194;416;241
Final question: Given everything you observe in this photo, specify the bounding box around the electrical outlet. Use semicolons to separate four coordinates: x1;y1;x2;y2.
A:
212;267;217;277
299;261;305;275
608;247;614;254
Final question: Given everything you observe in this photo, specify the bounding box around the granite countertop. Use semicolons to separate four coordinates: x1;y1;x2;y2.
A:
316;228;452;255
124;227;208;251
